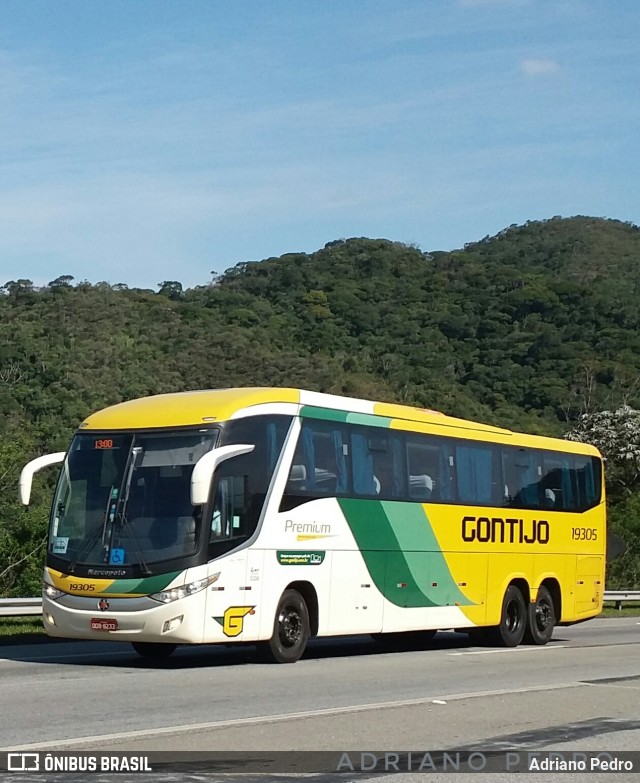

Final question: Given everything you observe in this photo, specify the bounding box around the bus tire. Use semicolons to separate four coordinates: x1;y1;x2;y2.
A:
524;585;555;645
262;589;310;664
131;642;177;659
488;585;526;647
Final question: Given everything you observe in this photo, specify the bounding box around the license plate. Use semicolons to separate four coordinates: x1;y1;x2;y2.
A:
90;618;118;631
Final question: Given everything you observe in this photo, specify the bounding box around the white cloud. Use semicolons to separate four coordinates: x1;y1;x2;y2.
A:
521;58;560;76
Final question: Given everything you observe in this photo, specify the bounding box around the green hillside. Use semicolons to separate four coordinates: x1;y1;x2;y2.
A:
1;215;640;593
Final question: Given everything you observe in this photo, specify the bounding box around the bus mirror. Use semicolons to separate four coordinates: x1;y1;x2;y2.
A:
19;452;66;506
190;444;254;506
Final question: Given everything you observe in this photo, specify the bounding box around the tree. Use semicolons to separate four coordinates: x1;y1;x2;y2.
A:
2;279;34;303
565;406;640;496
48;275;75;288
157;281;183;300
0;421;50;596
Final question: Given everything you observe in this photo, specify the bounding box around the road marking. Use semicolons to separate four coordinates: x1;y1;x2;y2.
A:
449;645;567;656
0;681;584;751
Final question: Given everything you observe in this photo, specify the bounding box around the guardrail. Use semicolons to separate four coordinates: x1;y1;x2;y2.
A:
0;597;42;617
603;590;640;610
1;591;639;618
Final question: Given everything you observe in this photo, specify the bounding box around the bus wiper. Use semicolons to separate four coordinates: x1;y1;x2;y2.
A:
66;487;118;575
67;445;140;574
114;509;151;576
109;446;152;574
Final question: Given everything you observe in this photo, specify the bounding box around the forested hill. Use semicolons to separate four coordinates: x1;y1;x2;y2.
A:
2;215;640;452
3;214;640;594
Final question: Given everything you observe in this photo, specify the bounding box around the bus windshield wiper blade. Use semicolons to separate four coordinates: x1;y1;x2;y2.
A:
115;511;151;576
66;487;118;575
110;446;152;574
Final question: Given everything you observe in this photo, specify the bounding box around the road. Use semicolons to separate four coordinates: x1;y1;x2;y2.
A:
0;618;639;780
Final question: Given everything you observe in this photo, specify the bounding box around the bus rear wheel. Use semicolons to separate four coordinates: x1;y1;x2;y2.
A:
524;585;555;645
487;585;526;647
131;642;177;659
261;589;310;664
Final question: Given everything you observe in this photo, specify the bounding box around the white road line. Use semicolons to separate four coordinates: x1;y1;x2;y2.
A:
449;645;567;656
0;681;584;751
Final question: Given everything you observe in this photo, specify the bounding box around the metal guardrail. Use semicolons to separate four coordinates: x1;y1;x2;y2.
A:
0;597;42;617
603;590;640;610
0;591;639;618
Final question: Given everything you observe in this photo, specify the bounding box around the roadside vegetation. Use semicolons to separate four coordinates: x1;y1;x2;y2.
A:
601;603;640;617
0;616;45;638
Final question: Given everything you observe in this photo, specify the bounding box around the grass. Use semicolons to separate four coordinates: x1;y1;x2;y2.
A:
0;616;46;639
601;602;640;617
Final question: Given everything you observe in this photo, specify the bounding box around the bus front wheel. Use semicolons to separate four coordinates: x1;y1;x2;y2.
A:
524;585;555;645
261;589;310;664
488;585;526;647
131;642;177;659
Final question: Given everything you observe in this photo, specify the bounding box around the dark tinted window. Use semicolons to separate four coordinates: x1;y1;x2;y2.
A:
279;416;602;513
209;415;291;555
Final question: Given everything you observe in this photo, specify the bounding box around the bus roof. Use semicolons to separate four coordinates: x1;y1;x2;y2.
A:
79;387;600;456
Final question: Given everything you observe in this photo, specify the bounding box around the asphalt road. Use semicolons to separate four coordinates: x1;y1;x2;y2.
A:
0;618;639;781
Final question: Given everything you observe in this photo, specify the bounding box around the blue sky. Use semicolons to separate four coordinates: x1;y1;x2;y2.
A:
0;0;638;289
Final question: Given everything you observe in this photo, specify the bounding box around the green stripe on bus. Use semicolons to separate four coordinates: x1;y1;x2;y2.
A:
300;406;391;429
338;498;472;608
300;406;349;422
103;571;181;595
346;412;392;428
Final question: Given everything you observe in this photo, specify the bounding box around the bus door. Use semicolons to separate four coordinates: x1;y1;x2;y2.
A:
204;471;261;642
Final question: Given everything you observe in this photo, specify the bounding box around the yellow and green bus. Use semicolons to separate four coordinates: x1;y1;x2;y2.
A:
20;387;605;662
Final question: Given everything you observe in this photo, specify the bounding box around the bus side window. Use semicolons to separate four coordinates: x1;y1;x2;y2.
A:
369;433;398;498
281;421;349;509
210;475;247;541
209;414;292;551
540;457;573;511
351;431;377;496
572;456;599;509
456;444;494;505
406;439;438;501
503;448;541;509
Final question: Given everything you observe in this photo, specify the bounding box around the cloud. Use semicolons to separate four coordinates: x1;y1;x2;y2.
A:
521;58;560;77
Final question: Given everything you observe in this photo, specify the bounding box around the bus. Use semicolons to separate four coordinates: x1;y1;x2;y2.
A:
19;387;605;662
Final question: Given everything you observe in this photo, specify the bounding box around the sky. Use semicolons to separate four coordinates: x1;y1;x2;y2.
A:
0;0;638;290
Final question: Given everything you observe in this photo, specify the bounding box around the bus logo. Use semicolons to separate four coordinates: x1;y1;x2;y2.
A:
214;606;255;637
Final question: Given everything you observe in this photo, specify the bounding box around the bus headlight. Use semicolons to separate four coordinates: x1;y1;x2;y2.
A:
43;582;64;601
150;573;219;604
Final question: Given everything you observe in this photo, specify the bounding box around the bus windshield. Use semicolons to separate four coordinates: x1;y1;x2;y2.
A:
48;430;217;571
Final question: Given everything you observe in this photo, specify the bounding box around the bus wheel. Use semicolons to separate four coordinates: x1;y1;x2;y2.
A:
131;642;177;659
489;585;526;647
524;586;556;645
262;589;310;664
